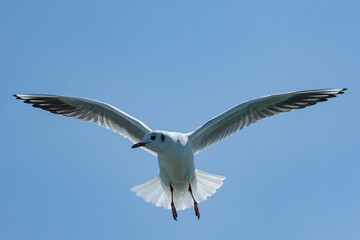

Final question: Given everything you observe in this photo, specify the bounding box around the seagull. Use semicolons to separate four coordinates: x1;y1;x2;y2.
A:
14;88;346;220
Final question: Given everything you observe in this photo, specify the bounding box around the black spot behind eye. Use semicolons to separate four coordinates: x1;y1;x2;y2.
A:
161;133;165;142
151;136;156;141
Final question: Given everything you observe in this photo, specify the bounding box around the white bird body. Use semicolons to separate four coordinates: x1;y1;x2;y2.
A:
130;131;224;214
156;132;194;186
14;88;347;220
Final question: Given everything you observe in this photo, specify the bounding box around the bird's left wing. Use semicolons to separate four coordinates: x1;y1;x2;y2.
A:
189;88;346;154
14;94;156;155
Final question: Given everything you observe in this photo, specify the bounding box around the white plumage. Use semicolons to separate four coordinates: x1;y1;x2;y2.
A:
131;170;225;210
14;88;346;220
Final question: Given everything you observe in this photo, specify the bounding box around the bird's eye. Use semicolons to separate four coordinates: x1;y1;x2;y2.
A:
151;136;156;141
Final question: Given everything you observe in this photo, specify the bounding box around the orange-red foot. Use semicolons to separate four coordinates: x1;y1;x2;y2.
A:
188;183;200;219
170;184;177;221
194;201;200;219
171;202;178;221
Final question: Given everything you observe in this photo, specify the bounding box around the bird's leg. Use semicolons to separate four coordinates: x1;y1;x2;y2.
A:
188;183;200;219
170;184;177;221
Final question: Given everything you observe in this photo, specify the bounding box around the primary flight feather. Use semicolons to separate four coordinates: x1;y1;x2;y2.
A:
14;88;346;220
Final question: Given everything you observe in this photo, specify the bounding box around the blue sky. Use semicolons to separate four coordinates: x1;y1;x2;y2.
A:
1;1;359;239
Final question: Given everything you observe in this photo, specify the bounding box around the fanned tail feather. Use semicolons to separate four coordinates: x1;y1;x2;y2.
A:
131;170;225;210
194;170;225;203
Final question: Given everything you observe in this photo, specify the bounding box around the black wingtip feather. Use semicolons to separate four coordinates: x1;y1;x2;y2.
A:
338;88;347;94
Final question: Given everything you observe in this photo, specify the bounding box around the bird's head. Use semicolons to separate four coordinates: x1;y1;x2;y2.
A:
131;131;166;153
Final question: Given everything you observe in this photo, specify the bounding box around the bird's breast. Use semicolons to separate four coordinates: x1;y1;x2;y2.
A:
157;146;195;186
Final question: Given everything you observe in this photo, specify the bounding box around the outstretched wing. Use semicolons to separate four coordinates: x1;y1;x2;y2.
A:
189;88;347;154
14;94;155;155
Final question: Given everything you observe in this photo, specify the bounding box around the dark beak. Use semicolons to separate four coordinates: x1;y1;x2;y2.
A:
131;142;147;149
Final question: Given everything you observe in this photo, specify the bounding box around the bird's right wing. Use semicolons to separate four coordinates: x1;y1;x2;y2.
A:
189;88;347;154
14;94;155;155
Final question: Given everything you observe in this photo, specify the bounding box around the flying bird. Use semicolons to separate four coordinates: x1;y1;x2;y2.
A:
14;88;346;220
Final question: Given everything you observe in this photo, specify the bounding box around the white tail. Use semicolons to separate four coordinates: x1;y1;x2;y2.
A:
131;170;225;210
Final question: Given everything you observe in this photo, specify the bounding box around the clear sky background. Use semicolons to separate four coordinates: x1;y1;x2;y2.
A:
1;1;359;239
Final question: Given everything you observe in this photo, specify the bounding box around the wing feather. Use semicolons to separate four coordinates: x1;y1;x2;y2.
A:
14;94;155;155
189;88;347;154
